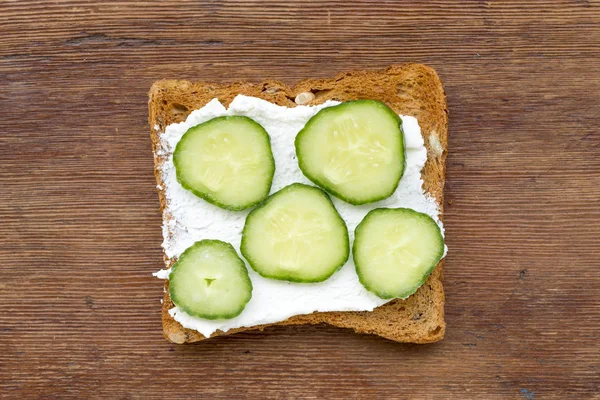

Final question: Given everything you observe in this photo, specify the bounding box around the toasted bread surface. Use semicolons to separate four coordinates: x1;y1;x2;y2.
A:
149;64;448;343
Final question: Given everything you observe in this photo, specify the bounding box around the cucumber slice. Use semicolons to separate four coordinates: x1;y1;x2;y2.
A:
353;208;444;299
169;240;252;320
241;183;349;283
174;116;275;211
295;100;405;205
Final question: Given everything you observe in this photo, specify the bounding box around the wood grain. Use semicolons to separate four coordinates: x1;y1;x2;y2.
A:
1;1;599;398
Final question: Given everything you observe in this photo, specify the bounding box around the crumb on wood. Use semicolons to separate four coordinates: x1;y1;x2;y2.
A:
519;269;528;280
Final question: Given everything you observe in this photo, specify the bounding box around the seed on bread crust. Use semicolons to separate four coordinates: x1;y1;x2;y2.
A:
429;133;443;158
295;91;315;105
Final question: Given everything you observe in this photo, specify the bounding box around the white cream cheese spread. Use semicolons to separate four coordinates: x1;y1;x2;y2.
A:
154;95;445;337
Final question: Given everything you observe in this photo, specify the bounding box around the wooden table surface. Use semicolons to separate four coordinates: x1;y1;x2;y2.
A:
1;1;599;398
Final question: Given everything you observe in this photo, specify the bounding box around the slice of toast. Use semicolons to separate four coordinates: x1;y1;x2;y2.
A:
149;64;448;343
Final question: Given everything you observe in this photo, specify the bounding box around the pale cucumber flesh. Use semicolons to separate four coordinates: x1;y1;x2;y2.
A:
241;183;349;283
169;240;252;320
295;100;405;205
353;208;444;299
174;116;275;211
